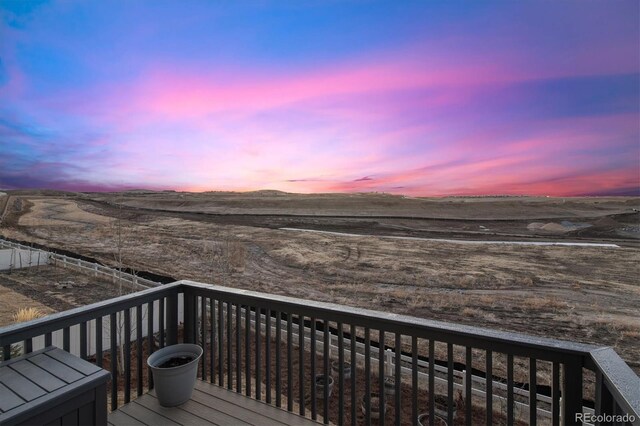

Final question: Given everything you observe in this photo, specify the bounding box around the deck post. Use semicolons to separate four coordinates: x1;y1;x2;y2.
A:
595;370;614;424
562;357;584;425
166;291;179;345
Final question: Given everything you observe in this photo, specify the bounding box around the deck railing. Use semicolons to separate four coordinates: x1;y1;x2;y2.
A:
1;280;638;425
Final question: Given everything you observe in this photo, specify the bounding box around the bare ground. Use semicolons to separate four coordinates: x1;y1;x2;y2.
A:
1;191;638;376
0;265;140;318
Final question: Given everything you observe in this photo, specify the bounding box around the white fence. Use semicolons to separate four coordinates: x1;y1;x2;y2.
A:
0;238;161;288
50;253;161;288
1;237;173;356
0;248;49;271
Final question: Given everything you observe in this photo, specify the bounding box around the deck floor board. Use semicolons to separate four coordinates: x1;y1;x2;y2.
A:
108;380;320;426
134;394;217;426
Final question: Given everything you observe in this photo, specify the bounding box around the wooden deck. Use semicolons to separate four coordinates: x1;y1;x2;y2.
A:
108;380;320;426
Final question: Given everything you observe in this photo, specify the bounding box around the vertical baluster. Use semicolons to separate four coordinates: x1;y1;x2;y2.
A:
245;305;251;396
45;332;52;348
530;358;537;426
412;337;418;426
299;316;305;416
166;293;178;346
201;297;207;381
338;323;344;426
265;309;272;403
2;345;9;361
96;317;103;369
350;324;357;426
236;303;241;393
136;305;143;396
218;299;224;387
80;322;87;359
227;301;232;391
159;297;165;349
429;340;435;426
323;320;330;425
379;330;385;426
210;298;215;384
447;343;454;426
147;301;154;390
507;354;514;425
287;313;293;411
486;350;493;425
110;313;117;411
395;333;401;426
124;308;131;404
24;338;32;354
255;306;261;398
365;327;371;426
63;326;70;352
311;317;317;420
275;311;282;408
466;347;472;426
188;294;196;345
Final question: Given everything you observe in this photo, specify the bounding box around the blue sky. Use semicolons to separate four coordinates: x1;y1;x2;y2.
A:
1;1;638;195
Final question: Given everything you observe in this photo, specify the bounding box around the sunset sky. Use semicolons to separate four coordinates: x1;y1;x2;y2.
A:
1;1;638;196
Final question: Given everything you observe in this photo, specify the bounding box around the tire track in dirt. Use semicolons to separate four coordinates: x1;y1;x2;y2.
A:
37;199;108;226
81;198;640;247
0;193;9;223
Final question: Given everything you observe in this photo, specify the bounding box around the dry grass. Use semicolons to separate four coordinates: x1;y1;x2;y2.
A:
461;307;481;317
12;307;44;323
3;193;639;373
0;285;53;327
205;237;247;275
18;199;113;227
521;296;570;312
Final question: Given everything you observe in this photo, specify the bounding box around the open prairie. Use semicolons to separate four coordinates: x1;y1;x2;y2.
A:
1;190;639;372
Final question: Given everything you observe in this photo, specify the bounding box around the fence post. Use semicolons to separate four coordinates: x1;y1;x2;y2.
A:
166;292;179;346
386;348;393;376
562;358;583;425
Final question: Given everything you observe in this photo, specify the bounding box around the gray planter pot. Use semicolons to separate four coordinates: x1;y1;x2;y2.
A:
331;360;352;379
434;395;457;419
383;376;396;396
147;343;203;407
418;413;448;426
315;375;334;399
361;393;386;419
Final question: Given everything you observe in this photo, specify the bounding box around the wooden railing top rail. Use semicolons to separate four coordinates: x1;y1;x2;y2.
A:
182;280;599;362
0;278;611;361
590;347;640;420
0;282;181;346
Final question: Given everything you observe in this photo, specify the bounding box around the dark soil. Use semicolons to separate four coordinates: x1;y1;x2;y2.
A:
0;265;140;312
158;356;194;368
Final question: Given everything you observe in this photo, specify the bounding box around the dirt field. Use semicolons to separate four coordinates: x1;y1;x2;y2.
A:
0;284;54;327
1;190;638;374
0;264;141;327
